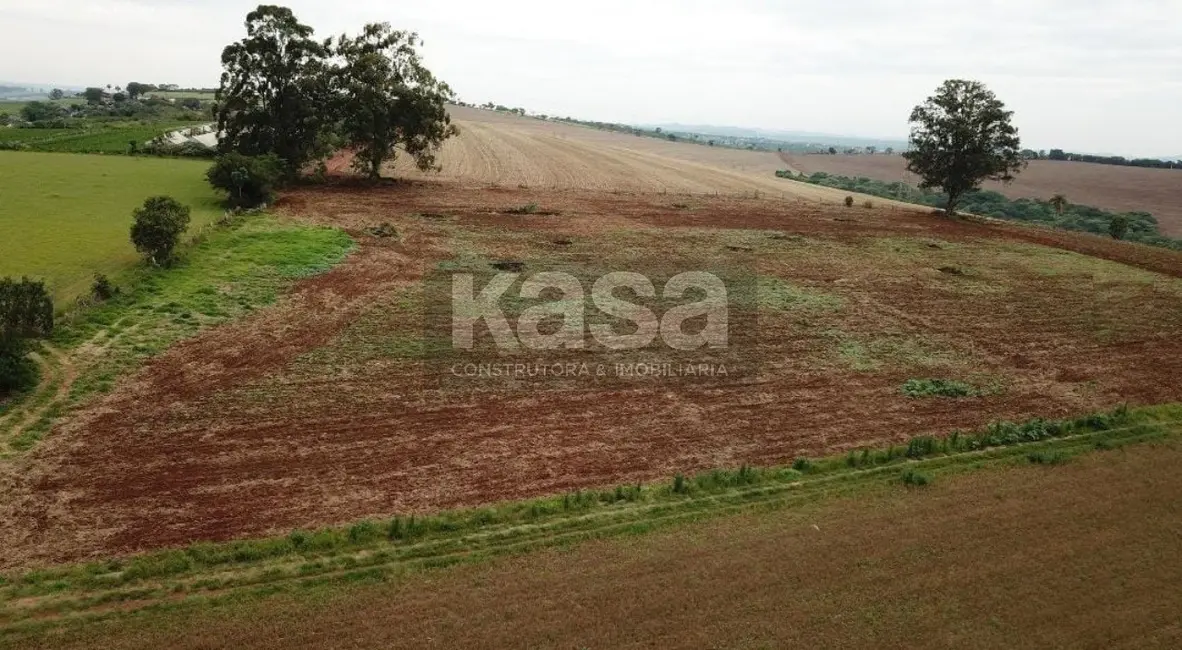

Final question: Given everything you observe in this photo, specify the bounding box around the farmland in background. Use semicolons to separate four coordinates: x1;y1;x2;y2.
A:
786;153;1182;237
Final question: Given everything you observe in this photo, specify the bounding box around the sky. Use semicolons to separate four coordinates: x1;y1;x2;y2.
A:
2;0;1180;157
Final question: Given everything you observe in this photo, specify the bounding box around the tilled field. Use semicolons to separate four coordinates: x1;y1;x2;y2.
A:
2;181;1181;570
386;106;882;205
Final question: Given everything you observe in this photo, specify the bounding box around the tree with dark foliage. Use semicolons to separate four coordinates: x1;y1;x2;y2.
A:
903;79;1024;216
215;5;334;177
335;23;457;179
0;277;53;394
130;196;191;266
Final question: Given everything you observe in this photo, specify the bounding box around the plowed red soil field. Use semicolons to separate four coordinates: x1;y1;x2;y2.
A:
2;178;1181;570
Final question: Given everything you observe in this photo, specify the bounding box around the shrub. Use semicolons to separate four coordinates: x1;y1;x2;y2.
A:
844;196;854;208
1027;450;1070;465
1109;214;1130;240
206;152;285;208
130;196;191;266
791;457;813;472
0;277;54;394
902;378;979;398
0;342;38;394
505;203;539;215
91;273;118;301
862;200;874;209
901;468;931;487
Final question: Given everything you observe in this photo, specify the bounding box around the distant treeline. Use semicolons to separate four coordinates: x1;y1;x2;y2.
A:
778;170;1182;250
1023;149;1179;170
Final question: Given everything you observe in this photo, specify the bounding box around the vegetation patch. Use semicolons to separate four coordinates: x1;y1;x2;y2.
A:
0;151;224;304
784;171;1182;250
901;378;981;398
757;277;843;312
0;217;354;454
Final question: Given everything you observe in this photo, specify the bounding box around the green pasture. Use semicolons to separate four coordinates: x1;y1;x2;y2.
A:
0;151;223;303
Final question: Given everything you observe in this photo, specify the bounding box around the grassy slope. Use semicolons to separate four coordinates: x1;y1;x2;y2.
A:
0;151;223;303
6;425;1180;648
0;215;355;454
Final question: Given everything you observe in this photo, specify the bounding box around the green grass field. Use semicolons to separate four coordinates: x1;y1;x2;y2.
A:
0;121;203;154
0;151;224;303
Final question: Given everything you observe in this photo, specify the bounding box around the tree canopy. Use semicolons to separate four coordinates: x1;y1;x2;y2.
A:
213;5;457;182
902;79;1024;215
130;196;192;266
336;23;457;179
215;5;334;177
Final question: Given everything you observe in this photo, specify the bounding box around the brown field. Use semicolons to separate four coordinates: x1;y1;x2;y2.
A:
12;440;1182;649
786;153;1182;237
2;178;1181;570
384;106;917;209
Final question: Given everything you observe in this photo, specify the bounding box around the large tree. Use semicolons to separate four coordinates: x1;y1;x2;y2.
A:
215;5;334;177
902;79;1024;215
335;23;457;179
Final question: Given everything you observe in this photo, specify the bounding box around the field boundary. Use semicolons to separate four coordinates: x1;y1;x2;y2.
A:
2;403;1177;632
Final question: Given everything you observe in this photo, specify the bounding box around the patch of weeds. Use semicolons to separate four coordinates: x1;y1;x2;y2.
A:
902;378;980;398
1027;450;1070;465
491;260;525;273
830;331;960;372
901;468;931;487
792;457;814;472
757;277;843;312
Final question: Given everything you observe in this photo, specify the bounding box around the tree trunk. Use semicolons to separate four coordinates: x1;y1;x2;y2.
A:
945;193;959;217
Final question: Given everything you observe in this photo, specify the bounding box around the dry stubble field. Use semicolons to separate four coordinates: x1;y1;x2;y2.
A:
787;152;1182;237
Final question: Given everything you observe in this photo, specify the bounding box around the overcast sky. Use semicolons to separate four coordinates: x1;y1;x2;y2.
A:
2;0;1180;156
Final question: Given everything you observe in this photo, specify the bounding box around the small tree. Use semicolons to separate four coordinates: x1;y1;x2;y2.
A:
206;152;285;208
1109;214;1130;240
902;79;1024;216
0;277;54;394
1049;194;1068;215
82;87;106;104
130;196;191;266
49;88;65;101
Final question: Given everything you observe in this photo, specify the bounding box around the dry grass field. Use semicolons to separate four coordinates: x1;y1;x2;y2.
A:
3;107;1182;645
787;153;1182;237
386;106;889;205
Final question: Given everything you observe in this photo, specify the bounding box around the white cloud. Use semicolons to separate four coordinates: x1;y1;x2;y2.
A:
1;0;1179;155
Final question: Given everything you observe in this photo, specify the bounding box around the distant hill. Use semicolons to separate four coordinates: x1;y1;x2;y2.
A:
643;123;908;150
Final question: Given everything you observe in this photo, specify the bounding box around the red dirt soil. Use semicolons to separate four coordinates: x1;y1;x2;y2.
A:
1;182;1180;569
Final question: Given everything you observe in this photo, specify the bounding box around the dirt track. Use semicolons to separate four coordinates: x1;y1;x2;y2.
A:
788;153;1182;237
2;180;1181;570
